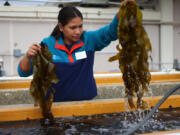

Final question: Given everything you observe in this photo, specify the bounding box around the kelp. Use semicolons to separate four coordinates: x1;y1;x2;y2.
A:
30;42;59;122
109;0;152;109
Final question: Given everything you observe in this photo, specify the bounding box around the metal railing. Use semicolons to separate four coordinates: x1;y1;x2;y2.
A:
149;62;180;71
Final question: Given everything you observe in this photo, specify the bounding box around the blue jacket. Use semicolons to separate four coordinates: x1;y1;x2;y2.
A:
18;14;119;102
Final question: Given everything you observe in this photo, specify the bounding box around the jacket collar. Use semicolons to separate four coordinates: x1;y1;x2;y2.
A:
55;37;84;54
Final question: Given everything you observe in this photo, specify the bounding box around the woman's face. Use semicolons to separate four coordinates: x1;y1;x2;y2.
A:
59;17;83;45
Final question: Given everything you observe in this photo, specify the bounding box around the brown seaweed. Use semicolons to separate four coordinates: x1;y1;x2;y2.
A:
30;43;59;122
109;1;152;109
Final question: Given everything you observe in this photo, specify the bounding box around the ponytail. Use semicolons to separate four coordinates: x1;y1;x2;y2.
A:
50;24;62;40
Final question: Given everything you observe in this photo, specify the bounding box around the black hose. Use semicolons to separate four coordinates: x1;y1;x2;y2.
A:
124;84;180;135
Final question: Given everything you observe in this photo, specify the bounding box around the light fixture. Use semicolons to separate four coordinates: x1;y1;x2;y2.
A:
4;0;10;6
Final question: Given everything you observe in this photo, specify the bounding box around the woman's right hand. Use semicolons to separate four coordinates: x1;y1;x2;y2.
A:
26;43;41;59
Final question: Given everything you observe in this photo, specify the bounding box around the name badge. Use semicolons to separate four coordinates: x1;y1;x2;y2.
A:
75;51;87;60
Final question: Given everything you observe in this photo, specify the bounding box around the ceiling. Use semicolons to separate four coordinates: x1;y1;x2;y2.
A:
0;0;157;9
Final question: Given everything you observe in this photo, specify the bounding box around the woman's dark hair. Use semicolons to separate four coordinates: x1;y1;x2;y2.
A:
51;6;83;40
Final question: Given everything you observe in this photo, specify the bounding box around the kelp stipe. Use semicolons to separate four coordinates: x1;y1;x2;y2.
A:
30;42;59;124
109;0;152;110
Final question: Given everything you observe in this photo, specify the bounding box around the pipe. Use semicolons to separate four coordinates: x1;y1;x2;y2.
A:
123;84;180;135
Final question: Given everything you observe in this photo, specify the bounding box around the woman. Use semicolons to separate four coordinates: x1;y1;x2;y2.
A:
17;6;120;102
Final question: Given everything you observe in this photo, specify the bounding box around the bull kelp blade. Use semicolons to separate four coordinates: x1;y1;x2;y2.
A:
30;43;59;123
109;0;152;109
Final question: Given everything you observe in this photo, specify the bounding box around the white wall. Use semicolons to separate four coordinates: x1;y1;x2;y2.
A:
94;24;160;72
0;5;161;76
0;19;160;75
12;21;56;53
0;21;11;55
160;0;174;69
173;0;180;63
0;20;57;76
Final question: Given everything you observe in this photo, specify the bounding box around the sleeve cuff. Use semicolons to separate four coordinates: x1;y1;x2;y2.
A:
116;12;119;19
19;60;31;72
17;60;33;77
